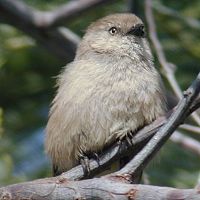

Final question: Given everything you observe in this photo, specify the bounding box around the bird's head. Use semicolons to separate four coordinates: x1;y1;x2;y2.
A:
76;13;151;60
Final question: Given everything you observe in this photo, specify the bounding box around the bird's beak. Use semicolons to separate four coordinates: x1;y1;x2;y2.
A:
127;24;145;37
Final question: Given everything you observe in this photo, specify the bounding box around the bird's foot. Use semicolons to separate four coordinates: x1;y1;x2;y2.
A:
119;130;134;145
80;152;100;175
80;154;90;176
89;152;100;166
117;131;134;154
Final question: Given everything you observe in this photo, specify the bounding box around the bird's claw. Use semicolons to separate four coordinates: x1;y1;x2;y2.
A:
118;131;134;154
80;155;90;176
125;131;134;146
90;152;100;166
80;152;100;175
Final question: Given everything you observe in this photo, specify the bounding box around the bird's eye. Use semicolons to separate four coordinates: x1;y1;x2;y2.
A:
109;27;118;35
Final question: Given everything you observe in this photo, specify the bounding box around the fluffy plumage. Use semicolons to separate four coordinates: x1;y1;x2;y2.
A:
45;13;166;175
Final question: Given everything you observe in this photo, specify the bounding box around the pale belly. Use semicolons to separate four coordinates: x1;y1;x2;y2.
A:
79;84;161;153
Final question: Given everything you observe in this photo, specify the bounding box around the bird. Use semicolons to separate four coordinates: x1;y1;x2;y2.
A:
45;13;166;176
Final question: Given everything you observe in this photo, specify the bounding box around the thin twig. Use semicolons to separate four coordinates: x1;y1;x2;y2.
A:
153;3;200;30
171;131;200;156
180;124;200;134
145;0;200;126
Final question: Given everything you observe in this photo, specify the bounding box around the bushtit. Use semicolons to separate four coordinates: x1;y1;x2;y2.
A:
45;13;166;176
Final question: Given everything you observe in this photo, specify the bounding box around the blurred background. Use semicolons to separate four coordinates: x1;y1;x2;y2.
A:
0;0;199;187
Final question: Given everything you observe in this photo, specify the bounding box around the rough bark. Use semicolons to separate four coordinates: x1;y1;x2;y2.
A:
1;177;200;200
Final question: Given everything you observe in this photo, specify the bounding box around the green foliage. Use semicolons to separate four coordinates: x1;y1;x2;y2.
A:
0;0;199;187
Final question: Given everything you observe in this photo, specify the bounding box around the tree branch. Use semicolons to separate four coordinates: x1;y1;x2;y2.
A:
144;0;200;126
179;124;200;134
0;0;113;61
0;0;114;28
171;131;200;156
153;2;200;30
33;0;115;28
0;176;200;200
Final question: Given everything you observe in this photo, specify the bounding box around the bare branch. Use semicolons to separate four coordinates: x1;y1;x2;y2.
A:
144;0;200;126
0;0;113;61
0;0;81;61
0;176;200;200
171;131;200;156
0;0;114;28
180;124;200;134
189;97;200;115
34;0;115;28
153;2;200;30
